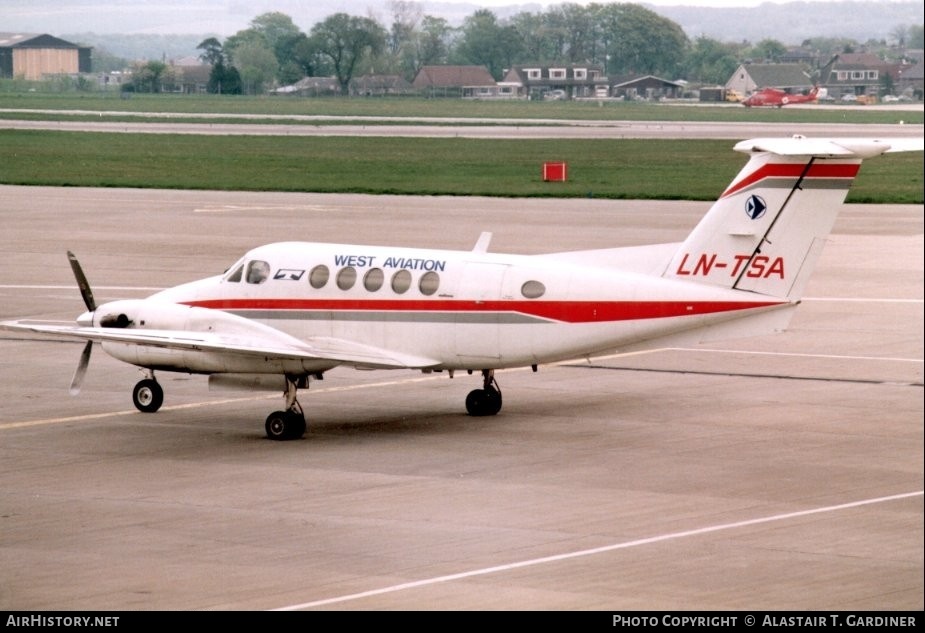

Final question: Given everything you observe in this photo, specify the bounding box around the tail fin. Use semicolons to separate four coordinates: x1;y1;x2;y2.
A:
664;136;922;300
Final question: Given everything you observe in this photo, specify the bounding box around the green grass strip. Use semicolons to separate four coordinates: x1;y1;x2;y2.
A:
1;130;921;203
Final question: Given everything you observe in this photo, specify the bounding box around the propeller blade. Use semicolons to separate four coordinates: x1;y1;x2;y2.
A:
67;250;96;312
69;341;93;396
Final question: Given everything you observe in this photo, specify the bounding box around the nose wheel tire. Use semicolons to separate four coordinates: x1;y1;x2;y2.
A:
132;379;164;413
265;411;306;441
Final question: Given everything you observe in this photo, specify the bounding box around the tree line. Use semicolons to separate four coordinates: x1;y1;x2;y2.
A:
125;2;923;95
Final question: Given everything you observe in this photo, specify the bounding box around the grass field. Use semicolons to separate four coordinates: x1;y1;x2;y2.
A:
1;129;921;203
1;92;921;203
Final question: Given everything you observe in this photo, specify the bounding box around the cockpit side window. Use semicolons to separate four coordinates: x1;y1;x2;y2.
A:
246;260;270;284
225;263;244;283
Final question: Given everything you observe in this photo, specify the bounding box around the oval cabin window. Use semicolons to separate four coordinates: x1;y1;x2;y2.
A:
521;280;546;299
419;271;440;296
364;268;384;292
309;265;329;289
336;266;357;290
391;270;412;294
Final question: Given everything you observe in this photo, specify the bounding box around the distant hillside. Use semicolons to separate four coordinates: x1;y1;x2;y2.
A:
63;33;219;64
649;1;921;44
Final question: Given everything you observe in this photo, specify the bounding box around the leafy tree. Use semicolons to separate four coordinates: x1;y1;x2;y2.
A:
412;15;453;71
507;11;556;64
800;37;859;59
198;37;242;94
747;38;787;63
250;12;303;53
384;0;422;76
309;13;387;95
454;9;509;79
234;40;278;94
130;60;168;92
909;25;924;49
594;3;688;77
685;36;742;85
553;3;596;63
197;37;224;66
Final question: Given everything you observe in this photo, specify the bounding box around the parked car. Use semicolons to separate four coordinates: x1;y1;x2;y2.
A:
841;93;858;102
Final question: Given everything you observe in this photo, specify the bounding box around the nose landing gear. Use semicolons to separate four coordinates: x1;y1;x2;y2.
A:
132;374;164;413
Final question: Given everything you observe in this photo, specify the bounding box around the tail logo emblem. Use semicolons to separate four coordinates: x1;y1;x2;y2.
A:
745;195;767;220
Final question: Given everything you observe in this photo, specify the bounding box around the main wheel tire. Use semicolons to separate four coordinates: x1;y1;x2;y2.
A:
483;386;502;416
466;389;486;416
466;388;502;417
265;411;306;441
265;411;290;440
132;379;164;413
288;413;306;440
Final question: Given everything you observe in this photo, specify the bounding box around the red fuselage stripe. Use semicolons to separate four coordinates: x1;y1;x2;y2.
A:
184;298;784;324
722;162;860;198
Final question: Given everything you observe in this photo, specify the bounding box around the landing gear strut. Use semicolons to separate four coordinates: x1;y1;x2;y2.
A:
132;374;163;413
265;375;307;441
466;369;502;417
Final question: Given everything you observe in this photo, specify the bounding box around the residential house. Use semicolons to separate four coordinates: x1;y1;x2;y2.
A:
726;63;813;96
823;52;903;99
412;65;498;98
501;64;608;99
895;59;923;98
170;57;210;94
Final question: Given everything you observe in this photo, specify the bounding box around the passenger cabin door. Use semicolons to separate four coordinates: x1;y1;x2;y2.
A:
454;262;507;364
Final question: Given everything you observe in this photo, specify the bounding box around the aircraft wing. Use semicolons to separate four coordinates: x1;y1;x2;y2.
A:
0;319;440;370
735;136;924;158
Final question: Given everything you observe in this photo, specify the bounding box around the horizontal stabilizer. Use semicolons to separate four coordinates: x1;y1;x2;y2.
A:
734;136;924;158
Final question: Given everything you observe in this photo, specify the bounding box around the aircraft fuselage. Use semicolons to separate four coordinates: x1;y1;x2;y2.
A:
128;241;787;374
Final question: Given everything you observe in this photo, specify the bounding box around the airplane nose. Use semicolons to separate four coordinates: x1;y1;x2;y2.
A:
77;310;94;327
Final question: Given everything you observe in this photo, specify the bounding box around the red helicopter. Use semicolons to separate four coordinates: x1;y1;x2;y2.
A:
741;55;838;108
741;85;819;107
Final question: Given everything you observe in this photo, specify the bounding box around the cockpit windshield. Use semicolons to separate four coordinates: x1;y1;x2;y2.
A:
225;261;244;282
246;260;270;284
224;258;271;284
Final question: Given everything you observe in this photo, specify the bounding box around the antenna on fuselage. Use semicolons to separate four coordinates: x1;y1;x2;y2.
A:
472;232;493;253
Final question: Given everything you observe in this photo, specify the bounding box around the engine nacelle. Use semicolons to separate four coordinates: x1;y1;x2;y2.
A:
93;299;336;375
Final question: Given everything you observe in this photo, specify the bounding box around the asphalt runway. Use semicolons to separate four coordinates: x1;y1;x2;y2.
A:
0;186;922;611
1;108;922;139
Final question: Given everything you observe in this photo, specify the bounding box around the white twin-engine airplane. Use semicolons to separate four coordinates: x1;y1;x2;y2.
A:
4;136;922;440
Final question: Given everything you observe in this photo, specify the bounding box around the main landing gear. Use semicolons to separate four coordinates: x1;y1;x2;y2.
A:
466;369;502;417
264;375;307;441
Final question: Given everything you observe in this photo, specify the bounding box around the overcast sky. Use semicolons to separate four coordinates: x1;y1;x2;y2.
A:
458;0;845;6
1;0;907;36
